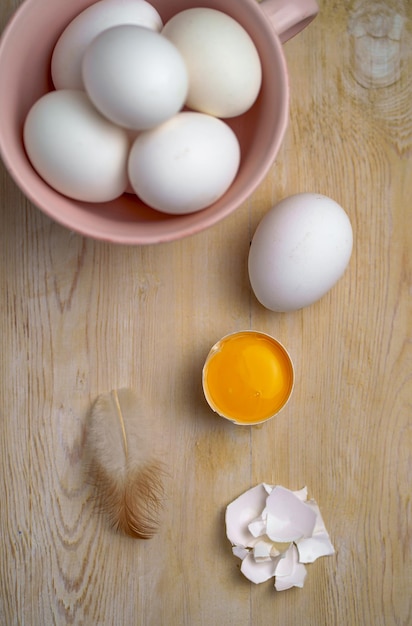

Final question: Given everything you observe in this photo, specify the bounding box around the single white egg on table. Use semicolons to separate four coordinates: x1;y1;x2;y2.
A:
51;0;163;90
82;24;188;130
162;8;262;118
23;90;129;202
248;193;353;312
128;111;241;215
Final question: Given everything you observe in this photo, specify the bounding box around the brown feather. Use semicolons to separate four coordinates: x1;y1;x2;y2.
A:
85;388;166;539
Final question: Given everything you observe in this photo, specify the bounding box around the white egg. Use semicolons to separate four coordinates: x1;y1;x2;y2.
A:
128;112;240;214
162;8;262;118
51;0;163;90
248;193;353;312
82;24;188;130
23;90;129;202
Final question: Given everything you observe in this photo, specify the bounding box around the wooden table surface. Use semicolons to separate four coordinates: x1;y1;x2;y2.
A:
1;1;411;624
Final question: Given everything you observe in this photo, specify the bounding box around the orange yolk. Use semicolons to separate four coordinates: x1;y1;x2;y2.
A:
203;332;293;424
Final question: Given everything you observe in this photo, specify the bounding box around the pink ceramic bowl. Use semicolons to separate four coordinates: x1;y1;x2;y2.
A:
0;0;317;244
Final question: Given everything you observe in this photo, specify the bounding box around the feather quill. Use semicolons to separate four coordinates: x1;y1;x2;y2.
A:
86;388;166;539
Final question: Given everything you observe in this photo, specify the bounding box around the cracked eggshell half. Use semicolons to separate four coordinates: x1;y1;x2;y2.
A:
248;193;353;312
202;331;294;425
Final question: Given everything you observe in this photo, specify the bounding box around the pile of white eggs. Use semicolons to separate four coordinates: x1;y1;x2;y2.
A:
23;0;262;214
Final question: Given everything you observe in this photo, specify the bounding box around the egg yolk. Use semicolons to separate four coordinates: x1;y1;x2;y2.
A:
203;332;293;424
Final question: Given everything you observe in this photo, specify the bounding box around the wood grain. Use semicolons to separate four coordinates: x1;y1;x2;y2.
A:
1;1;411;624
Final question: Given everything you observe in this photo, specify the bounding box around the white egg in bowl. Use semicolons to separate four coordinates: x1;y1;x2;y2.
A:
128;112;241;215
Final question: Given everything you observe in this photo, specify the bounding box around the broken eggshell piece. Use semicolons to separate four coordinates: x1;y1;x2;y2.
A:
263;485;317;542
225;484;335;590
274;543;307;591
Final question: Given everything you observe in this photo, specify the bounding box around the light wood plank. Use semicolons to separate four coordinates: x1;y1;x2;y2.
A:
1;1;411;624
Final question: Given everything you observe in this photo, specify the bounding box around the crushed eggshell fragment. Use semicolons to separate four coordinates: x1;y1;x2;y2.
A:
225;483;268;548
274;544;307;591
265;485;317;542
225;484;335;591
241;551;279;584
296;500;336;563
